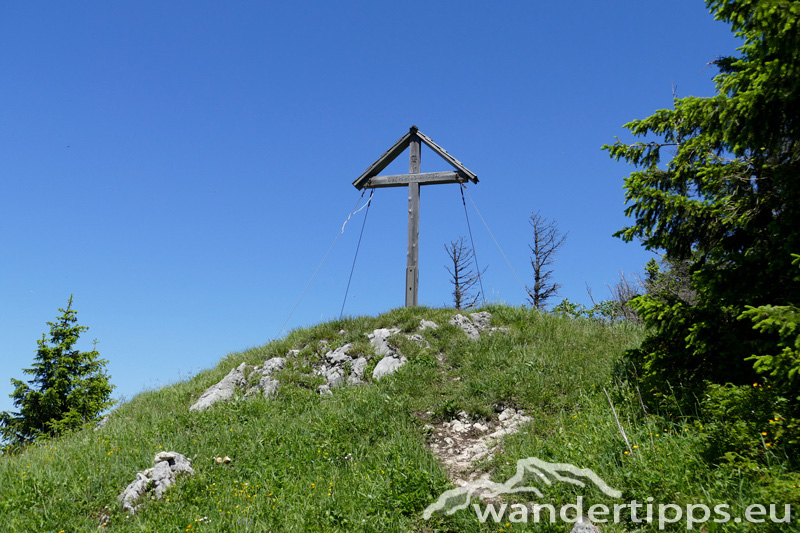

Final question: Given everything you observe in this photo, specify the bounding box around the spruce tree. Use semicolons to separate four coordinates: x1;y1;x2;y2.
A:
603;0;800;453
0;296;114;446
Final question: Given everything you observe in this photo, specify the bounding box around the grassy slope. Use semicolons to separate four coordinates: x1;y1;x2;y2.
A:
0;305;796;532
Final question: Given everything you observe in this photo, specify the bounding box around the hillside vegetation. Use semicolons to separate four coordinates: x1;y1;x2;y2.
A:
1;305;797;532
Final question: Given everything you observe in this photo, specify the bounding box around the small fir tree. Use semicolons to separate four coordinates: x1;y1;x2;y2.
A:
0;296;114;446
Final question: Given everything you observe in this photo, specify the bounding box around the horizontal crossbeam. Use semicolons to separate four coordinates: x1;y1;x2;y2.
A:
363;170;468;189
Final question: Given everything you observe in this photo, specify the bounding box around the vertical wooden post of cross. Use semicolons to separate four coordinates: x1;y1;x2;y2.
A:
406;130;421;307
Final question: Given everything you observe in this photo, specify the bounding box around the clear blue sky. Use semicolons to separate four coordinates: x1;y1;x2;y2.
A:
1;2;740;415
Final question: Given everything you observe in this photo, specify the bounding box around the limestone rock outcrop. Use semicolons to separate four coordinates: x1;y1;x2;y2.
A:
190;357;286;411
367;327;409;380
316;343;369;394
188;313;504;410
118;452;194;513
449;312;508;339
189;363;249;411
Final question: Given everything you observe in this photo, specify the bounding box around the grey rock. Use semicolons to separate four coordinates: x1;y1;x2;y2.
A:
189;362;248;411
316;343;356;388
406;333;430;347
367;327;400;357
419;319;439;331
469;311;492;330
250;357;285;397
372;355;407;380
349;357;368;383
325;366;347;388
451;420;468;433
261;357;285;376
192;356;287;409
150;460;174;498
118;452;193;513
287;349;301;357
325;343;352;366
118;472;149;513
449;314;481;340
154;451;194;475
318;384;332;396
498;408;515;422
259;377;280;397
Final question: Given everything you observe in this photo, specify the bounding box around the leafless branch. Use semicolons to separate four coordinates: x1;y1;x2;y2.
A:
445;237;486;309
526;211;567;309
606;270;643;322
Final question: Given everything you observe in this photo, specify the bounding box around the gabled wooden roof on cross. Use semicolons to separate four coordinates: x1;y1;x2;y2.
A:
351;126;478;307
352;125;478;190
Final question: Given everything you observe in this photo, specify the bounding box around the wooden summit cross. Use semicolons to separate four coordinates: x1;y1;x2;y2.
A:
353;125;478;307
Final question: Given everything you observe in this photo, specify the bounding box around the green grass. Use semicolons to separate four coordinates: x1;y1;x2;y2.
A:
1;305;797;531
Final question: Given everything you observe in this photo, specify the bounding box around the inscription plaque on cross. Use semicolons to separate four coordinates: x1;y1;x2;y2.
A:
353;126;479;307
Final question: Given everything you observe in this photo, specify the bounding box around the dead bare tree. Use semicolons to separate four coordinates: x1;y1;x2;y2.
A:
526;211;567;309
606;271;643;322
444;237;486;309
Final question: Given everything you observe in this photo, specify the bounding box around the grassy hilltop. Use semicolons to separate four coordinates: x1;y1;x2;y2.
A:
1;305;797;532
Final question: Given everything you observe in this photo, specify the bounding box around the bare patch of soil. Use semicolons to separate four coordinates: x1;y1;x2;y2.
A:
424;407;531;487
